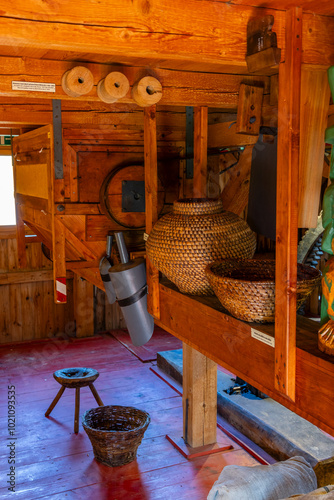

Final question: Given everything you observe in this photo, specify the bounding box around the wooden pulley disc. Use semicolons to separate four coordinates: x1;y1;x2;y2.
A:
62;66;94;97
100;164;165;228
132;76;162;107
97;72;130;103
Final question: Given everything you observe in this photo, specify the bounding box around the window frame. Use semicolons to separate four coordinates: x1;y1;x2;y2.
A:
0;147;17;232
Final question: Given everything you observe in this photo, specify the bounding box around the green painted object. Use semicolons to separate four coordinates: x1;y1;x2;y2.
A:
320;66;334;324
328;66;334;101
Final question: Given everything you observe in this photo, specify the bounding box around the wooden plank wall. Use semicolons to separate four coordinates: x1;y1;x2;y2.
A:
0;235;72;343
0;232;124;343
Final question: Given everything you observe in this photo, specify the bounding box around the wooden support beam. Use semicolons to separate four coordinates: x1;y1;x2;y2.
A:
183;343;217;448
275;7;302;401
221;145;254;216
53;217;67;304
0;269;73;285
0;6;331;70
208;121;259;149
73;274;94;338
298;67;331;228
157;283;334;437
15;204;27;269
181;105;217;449
144;105;160;320
0;56;270;108
236;84;264;136
0;3;287;73
193;107;208;198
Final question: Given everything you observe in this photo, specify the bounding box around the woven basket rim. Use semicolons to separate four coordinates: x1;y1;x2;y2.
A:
82;405;150;434
205;259;321;285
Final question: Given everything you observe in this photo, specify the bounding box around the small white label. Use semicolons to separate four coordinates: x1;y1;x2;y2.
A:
143;232;149;241
12;81;56;93
251;328;275;347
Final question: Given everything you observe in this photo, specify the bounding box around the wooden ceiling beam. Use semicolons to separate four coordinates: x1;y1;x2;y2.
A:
0;1;286;71
0;56;271;107
0;3;332;69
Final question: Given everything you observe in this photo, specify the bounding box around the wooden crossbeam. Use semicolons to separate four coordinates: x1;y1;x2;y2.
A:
0;56;271;107
0;2;286;71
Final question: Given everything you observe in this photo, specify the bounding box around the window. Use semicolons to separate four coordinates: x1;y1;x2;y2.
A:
0;155;16;225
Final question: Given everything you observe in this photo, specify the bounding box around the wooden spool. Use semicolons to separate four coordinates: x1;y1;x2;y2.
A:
100;164;165;228
62;66;94;97
97;72;130;103
132;76;162;107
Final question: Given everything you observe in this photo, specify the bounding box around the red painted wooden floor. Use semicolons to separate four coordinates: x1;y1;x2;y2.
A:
0;330;261;499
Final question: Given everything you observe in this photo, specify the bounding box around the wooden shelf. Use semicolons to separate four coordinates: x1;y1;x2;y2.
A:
156;280;334;436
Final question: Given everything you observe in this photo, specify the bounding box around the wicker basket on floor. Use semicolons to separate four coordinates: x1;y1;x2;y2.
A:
82;405;150;467
205;259;322;323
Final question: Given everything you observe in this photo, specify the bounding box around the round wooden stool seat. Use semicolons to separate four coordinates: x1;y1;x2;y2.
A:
45;366;104;433
53;367;99;388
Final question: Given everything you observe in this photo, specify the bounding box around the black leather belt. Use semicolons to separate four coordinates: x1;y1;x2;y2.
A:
117;284;148;308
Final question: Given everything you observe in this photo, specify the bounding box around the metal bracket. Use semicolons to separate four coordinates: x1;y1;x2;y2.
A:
52;99;63;179
122;180;145;212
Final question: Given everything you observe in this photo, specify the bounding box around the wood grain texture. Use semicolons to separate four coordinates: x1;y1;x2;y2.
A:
298;67;331;228
144;106;160;319
52;217;67;304
158;283;334;437
183;343;217;447
0;2;286;72
0;240;75;344
0;334;259;499
220;145;254;215
0;5;332;75
236;85;264;135
0;55;269;107
193;107;208;198
73;274;94;338
275;7;302;401
208;121;259;149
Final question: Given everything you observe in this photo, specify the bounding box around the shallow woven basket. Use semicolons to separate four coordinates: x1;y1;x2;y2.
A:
82;405;150;467
146;198;256;295
205;259;322;323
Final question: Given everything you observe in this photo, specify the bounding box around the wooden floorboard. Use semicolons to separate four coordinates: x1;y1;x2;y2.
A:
109;327;183;362
0;330;261;499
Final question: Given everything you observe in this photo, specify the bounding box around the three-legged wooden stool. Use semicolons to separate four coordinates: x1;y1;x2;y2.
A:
45;367;104;433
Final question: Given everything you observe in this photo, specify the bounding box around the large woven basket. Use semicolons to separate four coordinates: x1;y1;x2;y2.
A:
205;259;322;323
82;405;150;467
146;198;256;295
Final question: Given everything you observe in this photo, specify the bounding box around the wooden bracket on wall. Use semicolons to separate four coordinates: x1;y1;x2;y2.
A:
246;15;281;74
236;84;264;136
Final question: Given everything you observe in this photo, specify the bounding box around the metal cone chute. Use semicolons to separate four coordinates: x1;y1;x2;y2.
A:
99;232;154;346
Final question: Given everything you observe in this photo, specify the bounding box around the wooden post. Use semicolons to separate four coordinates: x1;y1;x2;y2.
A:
144;105;160;320
193;107;208;198
73;274;94;337
183;344;217;447
53;217;67;304
275;7;302;400
183;106;217;447
15;204;27;268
